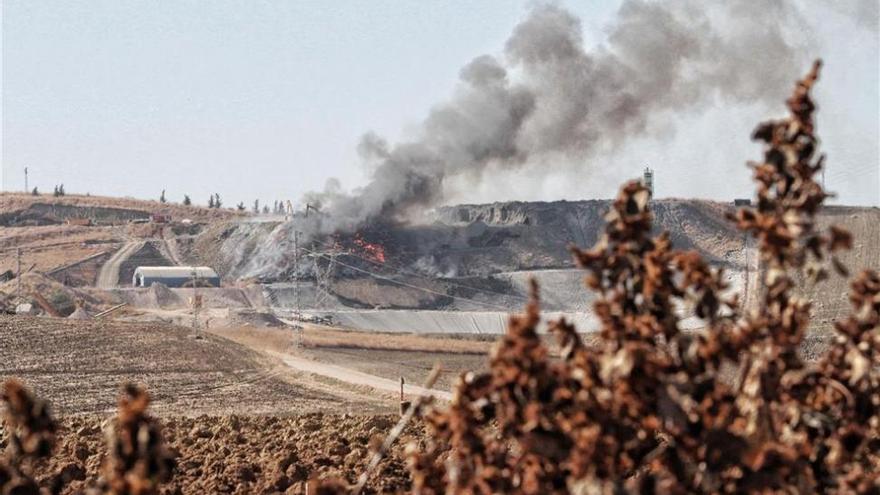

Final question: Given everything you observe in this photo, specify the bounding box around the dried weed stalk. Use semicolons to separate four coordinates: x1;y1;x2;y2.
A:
1;382;177;495
410;61;879;493
1;379;57;495
99;384;176;495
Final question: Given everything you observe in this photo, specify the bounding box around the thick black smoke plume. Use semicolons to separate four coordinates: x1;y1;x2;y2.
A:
302;0;808;232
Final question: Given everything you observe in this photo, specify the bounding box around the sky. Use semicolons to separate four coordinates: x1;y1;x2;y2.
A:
2;0;878;208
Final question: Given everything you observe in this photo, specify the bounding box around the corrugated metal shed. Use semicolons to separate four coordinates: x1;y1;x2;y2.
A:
135;266;217;278
133;266;220;288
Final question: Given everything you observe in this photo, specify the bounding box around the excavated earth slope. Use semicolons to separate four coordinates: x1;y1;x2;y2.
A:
203;199;751;317
208;199;746;282
197;200;877;335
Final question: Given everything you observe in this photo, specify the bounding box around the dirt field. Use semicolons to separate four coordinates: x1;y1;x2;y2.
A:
796;206;880;324
0;315;399;415
0;316;489;493
22;414;419;494
0;308;848;495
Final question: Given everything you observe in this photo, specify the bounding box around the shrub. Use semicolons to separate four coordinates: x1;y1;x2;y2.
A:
0;381;176;495
0;380;57;493
100;385;176;495
408;61;879;493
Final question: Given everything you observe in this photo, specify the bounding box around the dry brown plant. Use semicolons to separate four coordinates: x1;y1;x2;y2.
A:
99;384;176;495
408;60;879;494
1;379;57;495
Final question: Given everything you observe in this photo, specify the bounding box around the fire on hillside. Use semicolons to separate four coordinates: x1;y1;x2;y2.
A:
352;233;386;264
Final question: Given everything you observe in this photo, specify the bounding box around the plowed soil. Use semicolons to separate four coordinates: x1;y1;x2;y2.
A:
0;315;389;415
20;414;419;494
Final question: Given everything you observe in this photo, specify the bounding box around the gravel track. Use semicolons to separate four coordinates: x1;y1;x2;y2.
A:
96;241;144;288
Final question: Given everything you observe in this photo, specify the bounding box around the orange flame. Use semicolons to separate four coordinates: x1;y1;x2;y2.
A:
353;234;386;264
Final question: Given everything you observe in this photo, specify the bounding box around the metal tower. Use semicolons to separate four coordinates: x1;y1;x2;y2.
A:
643;167;654;199
310;248;341;308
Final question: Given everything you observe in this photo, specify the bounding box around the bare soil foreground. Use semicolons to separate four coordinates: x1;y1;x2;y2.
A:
22;414;418;494
0;315;487;493
1;313;843;494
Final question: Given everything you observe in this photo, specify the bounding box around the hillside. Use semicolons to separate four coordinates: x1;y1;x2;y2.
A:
204;199;747;279
194;199;753;316
0;192;875;332
0;192;237;279
0;192;236;226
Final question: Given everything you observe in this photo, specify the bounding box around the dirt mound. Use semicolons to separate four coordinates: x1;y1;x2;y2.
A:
66;307;91;320
203;200;877;324
0;272;107;315
111;283;185;309
22;414;414;494
222;309;288;328
148;282;183;308
209;198;749;285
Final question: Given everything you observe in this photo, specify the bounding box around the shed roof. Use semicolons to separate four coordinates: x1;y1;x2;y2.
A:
134;266;219;278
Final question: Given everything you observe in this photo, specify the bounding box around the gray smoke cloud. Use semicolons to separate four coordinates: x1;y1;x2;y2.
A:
303;0;809;233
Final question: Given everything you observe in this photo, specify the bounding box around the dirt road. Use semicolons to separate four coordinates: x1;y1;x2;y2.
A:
210;325;490;392
160;226;185;264
96;240;144;288
275;352;453;401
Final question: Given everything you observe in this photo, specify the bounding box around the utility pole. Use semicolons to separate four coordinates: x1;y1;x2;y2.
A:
24;167;28;193
311;248;339;307
190;268;202;336
293;230;299;319
292;230;303;349
16;248;22;303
